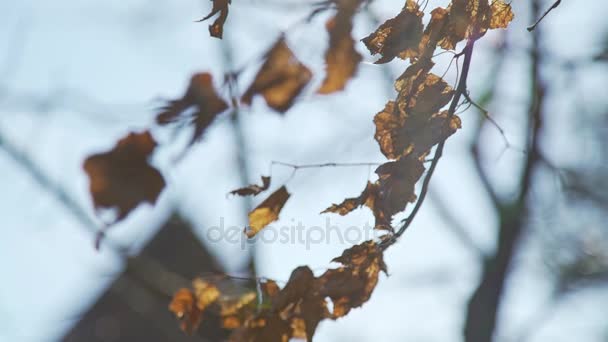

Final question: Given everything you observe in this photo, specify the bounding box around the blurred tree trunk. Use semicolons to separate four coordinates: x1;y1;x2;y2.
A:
463;1;545;341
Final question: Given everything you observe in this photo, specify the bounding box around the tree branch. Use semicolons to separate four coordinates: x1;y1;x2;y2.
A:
527;0;561;32
463;0;546;340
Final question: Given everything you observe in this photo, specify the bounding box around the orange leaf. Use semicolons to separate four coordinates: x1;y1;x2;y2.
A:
246;186;290;237
490;0;514;29
83;131;165;222
169;288;204;334
242;38;312;113
317;0;363;94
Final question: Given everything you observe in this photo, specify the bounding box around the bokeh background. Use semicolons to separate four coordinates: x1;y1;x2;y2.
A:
1;0;608;341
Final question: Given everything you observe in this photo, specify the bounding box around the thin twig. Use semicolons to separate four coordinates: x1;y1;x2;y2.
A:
271;160;384;170
527;0;561;32
463;91;519;153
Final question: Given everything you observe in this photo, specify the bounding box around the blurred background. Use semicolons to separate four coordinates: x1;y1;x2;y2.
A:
1;0;607;341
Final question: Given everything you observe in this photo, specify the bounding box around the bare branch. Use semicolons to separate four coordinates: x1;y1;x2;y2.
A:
527;0;561;32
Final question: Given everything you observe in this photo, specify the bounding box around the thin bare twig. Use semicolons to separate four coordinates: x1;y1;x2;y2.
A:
463;91;519;153
271;160;383;170
527;0;561;32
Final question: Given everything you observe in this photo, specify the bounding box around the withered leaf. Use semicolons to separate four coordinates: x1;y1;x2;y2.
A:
437;0;514;50
246;186;290;238
376;69;456;159
362;0;423;64
197;0;231;39
169;288;204;335
322;181;391;230
318;240;387;318
242;38;312;113
83;131;165;222
156;72;229;144
490;0;514;29
375;155;425;218
172;241;386;341
317;0;363;94
321;181;375;216
228;311;292;342
229;176;271;197
417;7;450;60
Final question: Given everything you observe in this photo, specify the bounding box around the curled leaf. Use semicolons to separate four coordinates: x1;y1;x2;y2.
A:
246;186;291;237
242;38;312;113
197;0;231;39
229;176;271;197
156;73;229;144
83;131;165;222
362;0;424;63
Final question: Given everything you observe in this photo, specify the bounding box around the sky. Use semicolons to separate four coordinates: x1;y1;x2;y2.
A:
1;0;607;341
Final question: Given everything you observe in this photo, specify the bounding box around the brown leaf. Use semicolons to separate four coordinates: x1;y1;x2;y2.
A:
490;0;514;29
169;288;204;335
437;0;514;50
417;7;450;60
193;278;221;311
229;176;271;197
317;0;363;94
375;155;425;218
228;311;292;342
321;181;375;216
242;38;312;113
83;131;165;222
173;241;386;341
322;181;391;230
318;240;387;318
376;69;456;159
246;186;291;237
197;0;231;39
156;72;229;144
362;0;423;64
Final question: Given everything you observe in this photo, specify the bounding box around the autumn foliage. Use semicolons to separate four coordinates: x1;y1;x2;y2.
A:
82;0;514;340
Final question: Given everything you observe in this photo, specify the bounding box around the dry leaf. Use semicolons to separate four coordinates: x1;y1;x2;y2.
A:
242;38;312;113
156;72;229;144
317;0;363;94
229;176;271;197
375;68;456;159
169;288;204;334
83;131;165;222
318;241;387;318
438;0;514;50
362;0;423;64
246;186;291;237
490;0;514;29
197;0;231;39
375;155;425;218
